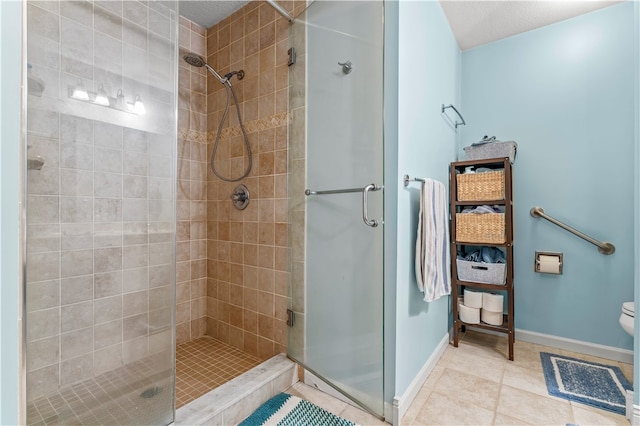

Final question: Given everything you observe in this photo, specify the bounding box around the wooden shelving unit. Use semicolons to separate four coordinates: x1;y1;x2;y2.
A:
450;157;514;360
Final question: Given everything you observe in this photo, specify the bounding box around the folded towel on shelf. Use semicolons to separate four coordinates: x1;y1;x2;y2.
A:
471;135;515;147
415;178;451;302
472;135;497;146
461;205;501;214
457;246;506;263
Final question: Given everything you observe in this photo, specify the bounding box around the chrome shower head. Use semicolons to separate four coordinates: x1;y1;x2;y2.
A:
183;53;206;68
183;52;227;84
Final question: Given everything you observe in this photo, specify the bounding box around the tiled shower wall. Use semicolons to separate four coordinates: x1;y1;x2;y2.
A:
25;0;177;401
204;1;304;360
177;18;209;345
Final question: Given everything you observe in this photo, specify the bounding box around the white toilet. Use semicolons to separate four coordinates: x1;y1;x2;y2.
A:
619;301;635;336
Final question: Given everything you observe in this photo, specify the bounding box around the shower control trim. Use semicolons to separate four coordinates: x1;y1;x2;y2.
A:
231;184;250;210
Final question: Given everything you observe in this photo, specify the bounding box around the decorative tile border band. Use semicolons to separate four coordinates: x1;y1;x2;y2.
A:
209;111;289;142
178;112;289;144
178;129;208;144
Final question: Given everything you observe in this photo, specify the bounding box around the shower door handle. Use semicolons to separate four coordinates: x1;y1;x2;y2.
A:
362;184;382;228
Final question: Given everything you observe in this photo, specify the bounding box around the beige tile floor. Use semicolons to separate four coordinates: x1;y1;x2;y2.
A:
287;330;633;425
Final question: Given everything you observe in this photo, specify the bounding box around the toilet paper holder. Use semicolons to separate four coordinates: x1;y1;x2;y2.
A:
534;251;563;274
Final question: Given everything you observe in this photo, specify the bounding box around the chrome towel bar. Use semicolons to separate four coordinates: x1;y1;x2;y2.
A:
441;104;466;129
530;206;615;255
305;187;365;196
305;184;382;228
403;174;425;187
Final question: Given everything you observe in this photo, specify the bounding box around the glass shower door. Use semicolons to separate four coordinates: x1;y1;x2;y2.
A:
288;1;385;417
23;1;177;424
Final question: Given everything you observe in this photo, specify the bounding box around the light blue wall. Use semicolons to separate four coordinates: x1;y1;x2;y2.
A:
460;2;635;350
1;1;22;424
394;1;460;396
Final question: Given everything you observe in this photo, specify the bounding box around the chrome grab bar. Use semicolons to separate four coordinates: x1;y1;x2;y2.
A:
530;206;615;255
305;183;382;228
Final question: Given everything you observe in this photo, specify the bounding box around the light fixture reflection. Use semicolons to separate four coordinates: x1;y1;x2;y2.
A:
71;81;89;101
68;85;146;116
94;84;109;106
115;89;126;110
134;95;146;115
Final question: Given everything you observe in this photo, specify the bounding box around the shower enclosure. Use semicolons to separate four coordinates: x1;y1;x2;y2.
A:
23;1;178;424
21;0;386;423
288;1;386;417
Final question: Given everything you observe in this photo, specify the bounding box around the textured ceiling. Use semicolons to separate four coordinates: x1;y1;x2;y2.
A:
178;1;623;50
178;1;250;29
440;1;624;51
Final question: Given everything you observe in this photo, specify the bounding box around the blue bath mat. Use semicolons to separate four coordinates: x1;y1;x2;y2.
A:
540;352;633;415
239;392;358;426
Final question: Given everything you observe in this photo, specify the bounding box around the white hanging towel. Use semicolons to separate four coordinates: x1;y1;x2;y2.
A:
415;178;451;302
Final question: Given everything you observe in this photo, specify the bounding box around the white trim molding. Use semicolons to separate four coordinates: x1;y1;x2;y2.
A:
391;332;449;426
516;329;634;364
632;400;640;426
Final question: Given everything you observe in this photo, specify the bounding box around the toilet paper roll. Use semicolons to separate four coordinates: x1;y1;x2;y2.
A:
463;289;483;309
459;303;480;324
481;308;503;326
482;292;503;312
537;254;561;274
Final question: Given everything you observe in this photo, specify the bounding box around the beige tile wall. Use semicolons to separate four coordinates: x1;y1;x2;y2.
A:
203;1;304;360
177;18;209;345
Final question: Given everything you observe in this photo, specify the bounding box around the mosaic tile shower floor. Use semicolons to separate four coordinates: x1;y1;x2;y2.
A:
27;337;260;425
175;337;262;408
27;352;173;426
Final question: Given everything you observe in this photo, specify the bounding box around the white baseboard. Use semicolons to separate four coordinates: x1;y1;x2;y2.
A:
516;329;633;364
391;332;449;426
632;400;640;426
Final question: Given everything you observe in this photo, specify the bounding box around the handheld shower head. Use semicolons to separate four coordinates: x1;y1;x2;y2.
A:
182;54;252;182
182;52;227;84
183;53;206;68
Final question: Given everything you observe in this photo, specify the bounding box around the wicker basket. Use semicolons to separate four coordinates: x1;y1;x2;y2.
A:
457;171;504;201
456;213;505;244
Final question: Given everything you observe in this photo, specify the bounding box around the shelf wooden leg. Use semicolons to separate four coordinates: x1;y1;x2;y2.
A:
453;322;459;348
508;331;514;361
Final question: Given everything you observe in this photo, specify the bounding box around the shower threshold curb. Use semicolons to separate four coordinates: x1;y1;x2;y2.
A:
173;353;297;425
